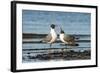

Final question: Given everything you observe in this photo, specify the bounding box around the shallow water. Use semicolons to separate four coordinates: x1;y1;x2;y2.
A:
22;35;91;63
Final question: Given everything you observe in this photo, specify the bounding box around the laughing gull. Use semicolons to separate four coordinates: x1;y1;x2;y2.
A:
42;24;57;48
41;24;57;59
59;28;79;46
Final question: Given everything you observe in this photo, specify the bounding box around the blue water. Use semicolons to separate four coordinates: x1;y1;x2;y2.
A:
22;10;91;62
22;10;91;34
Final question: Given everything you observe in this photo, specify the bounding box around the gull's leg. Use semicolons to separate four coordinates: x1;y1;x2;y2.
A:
48;43;52;60
61;48;64;60
50;43;53;59
50;43;52;48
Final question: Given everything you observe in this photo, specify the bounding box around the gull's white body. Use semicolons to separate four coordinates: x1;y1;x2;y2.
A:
59;33;68;44
48;28;57;43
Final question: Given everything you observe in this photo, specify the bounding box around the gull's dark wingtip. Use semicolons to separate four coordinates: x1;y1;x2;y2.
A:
75;37;79;39
75;43;79;46
39;40;43;43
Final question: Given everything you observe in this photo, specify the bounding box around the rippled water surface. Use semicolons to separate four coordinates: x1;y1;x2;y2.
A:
22;10;91;63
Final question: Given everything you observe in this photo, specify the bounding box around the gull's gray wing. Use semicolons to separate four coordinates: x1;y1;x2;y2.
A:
64;35;75;42
42;33;52;42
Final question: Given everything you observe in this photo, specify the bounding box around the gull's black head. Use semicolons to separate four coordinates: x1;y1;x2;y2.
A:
60;28;64;33
51;24;55;29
